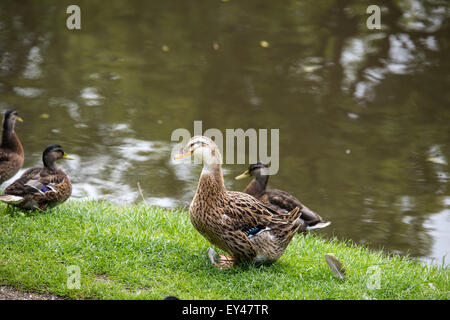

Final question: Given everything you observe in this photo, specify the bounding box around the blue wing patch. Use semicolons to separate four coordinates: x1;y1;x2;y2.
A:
245;226;263;237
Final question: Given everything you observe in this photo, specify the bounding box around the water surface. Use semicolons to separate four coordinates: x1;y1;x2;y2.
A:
0;0;449;264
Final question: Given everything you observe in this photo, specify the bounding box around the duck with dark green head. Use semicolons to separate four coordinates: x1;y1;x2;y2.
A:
236;162;331;232
0;144;74;210
0;109;24;184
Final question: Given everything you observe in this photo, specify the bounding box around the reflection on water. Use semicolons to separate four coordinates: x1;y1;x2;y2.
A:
0;0;448;264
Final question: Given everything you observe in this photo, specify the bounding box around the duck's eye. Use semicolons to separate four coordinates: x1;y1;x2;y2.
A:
190;141;205;149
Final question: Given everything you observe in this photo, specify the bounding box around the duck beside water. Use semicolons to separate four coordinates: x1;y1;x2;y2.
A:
236;162;331;232
0;144;74;211
0;109;24;184
175;136;304;268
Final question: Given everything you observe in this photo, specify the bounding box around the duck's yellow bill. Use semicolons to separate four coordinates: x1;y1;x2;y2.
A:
174;151;192;160
16;117;23;123
235;170;250;180
63;153;75;160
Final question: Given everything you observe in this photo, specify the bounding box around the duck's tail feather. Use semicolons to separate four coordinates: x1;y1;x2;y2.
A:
0;194;24;204
290;207;301;221
290;207;307;234
307;220;331;230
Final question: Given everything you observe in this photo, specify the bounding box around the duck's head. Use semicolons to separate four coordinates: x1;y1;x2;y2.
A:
174;136;222;166
43;144;74;169
3;109;23;131
235;162;269;180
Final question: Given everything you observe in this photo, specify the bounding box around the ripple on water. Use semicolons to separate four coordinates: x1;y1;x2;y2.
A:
13;87;43;98
23;46;43;79
116;138;170;162
80;87;104;106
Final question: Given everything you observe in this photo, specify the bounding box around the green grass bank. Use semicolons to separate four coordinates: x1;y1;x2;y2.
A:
0;200;448;299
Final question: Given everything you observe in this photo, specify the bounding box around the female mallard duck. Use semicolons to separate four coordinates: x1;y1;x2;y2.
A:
0;109;24;184
0;144;74;210
235;162;331;232
175;136;303;268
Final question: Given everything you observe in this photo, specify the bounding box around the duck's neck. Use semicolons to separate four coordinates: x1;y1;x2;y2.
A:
44;162;58;172
43;156;58;173
244;175;269;197
197;162;227;200
1;124;23;155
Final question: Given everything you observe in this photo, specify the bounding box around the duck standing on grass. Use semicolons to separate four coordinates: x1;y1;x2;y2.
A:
236;162;331;232
174;136;303;268
0;144;74;211
0;109;24;184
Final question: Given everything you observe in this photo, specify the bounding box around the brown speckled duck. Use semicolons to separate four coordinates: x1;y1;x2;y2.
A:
174;136;303;268
236;162;331;232
0;144;73;210
0;109;24;184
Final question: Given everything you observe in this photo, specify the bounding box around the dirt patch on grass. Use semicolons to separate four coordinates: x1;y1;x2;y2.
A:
94;274;149;296
95;274;112;284
0;286;60;300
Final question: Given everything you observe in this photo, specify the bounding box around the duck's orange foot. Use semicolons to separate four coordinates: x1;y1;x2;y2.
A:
216;254;234;269
207;247;234;269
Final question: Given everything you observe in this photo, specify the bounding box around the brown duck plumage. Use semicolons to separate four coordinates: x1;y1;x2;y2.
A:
0;144;73;210
175;136;303;267
0;109;24;184
236;162;331;232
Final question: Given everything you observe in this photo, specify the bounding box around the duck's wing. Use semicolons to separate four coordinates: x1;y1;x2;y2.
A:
264;189;303;211
3;168;43;195
224;191;301;234
222;191;302;259
0;151;11;181
4;168;67;196
0;149;23;165
39;171;71;204
265;189;329;227
210;192;270;260
0;150;10;164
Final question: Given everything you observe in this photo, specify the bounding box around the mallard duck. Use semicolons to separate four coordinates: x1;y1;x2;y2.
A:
0;109;24;184
174;136;303;268
0;144;74;210
235;162;331;232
